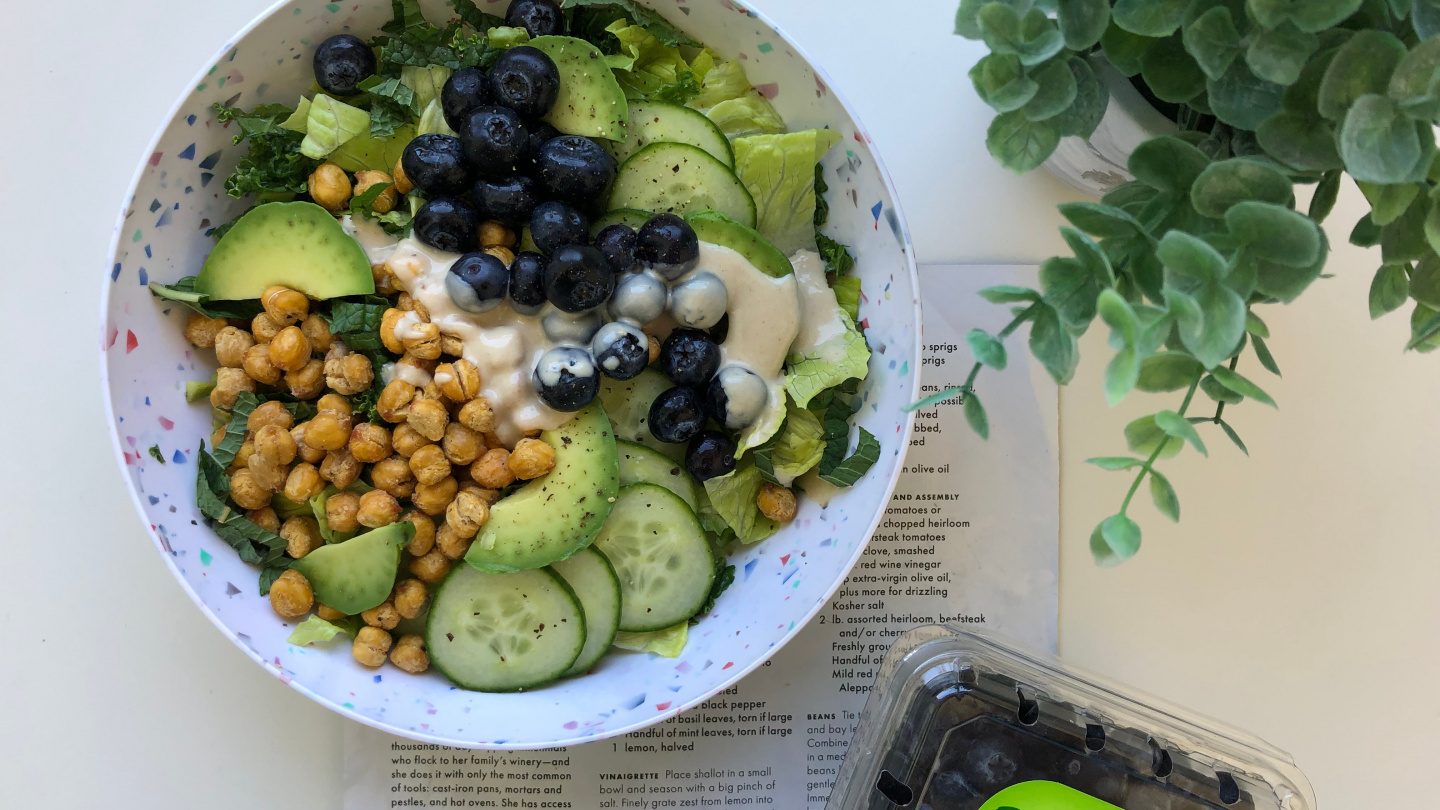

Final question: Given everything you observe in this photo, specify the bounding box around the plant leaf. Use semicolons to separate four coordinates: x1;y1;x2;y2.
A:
1062;227;1116;285
1409;303;1440;351
1289;0;1365;31
1256;112;1344;172
1409;256;1440;308
1029;303;1080;384
1155;409;1208;455
1137;352;1203;392
966;328;1009;370
1217;418;1250;455
955;0;985;38
1340;94;1424;184
1125;414;1185;457
1246;23;1318;85
1416;0;1440;40
1087;456;1144;471
1190;158;1295;218
1058;0;1110;50
1022;58;1079;121
970;54;1040;113
1093;513;1142;566
1225;201;1322;267
1382;193;1431;264
1369;264;1410;317
1388;38;1440;120
1208;61;1286;131
1148;469;1181;521
1129;136;1212;195
1351;214;1383;247
1143;34;1206;102
979;284;1043;304
1318;30;1407;121
1113;0;1189;37
986;110;1061;172
1098;290;1141;404
1201;373;1244;404
964;393;990;440
1210;365;1277;407
1058;201;1147;238
1039;256;1101;327
1358;181;1420;226
1157;230;1228;282
1252;334;1282;375
1051;57;1110;137
1100;21;1154;76
1182;6;1243;81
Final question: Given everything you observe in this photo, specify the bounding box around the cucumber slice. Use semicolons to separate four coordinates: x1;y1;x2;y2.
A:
599;369;684;460
617;440;699;512
614;102;734;167
426;566;586;692
290;523;413;615
550;547;622;676
609;143;757;227
590;208;652;235
594;483;716;632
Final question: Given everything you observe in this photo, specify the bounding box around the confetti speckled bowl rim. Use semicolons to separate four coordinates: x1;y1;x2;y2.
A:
100;0;923;747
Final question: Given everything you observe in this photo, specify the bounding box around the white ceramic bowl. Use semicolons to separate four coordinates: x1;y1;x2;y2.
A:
102;0;920;748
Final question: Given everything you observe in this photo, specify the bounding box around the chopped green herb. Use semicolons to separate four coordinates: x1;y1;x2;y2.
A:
817;232;856;278
185;378;217;403
210;392;260;469
148;445;166;464
148;276;263;320
561;0;697;47
213;102;317;198
693;562;735;619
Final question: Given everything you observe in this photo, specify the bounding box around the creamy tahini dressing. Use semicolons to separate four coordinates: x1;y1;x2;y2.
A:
789;250;845;359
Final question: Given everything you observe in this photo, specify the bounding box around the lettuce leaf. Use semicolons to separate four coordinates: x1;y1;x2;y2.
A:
300;95;371;159
753;404;825;485
416;99;458;137
330;125;415;172
732;130;841;254
280;97;312;133
287;615;358;646
613;622;688;657
832;275;862;322
736;388;787;456
562;0;697;47
690;58;785;136
604;20;701;102
486;25;531;49
702;460;779;544
786;317;870;409
400;65;452;114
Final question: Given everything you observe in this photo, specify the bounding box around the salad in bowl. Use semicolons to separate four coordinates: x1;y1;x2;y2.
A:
108;0;919;745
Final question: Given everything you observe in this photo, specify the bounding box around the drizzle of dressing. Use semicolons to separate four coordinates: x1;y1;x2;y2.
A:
677;243;800;395
789;249;844;358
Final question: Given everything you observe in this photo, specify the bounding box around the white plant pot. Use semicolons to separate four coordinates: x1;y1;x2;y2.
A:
1043;59;1178;197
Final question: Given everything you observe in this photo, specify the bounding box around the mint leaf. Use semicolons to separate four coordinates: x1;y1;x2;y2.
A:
818;427;880;487
211;392;261;469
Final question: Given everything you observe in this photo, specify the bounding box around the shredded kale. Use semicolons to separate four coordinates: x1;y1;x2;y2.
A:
212;102;317;198
693;563;736;620
814;164;830;227
148;276;264;320
148;445;166;464
817;232;856;278
374;0;492;72
448;0;506;31
560;0;696;47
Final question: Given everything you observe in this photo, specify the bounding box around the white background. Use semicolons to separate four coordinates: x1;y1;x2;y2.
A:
2;1;1435;807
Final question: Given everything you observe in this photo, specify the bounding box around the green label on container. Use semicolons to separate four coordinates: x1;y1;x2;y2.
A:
978;780;1123;809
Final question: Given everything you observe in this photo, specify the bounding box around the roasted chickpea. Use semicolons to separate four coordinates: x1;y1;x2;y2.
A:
233;440;257;471
252;424;296;466
357;489;402;528
463;485;503;505
308;162;352;212
403;511;436;556
281;516;322;559
441;423;484;466
408;549;452;584
435;523;470;560
396;293;421;314
327;352;375;396
354;170;400;214
372;262;399;295
300;312;333;352
210;367;256;409
213;326;254;368
247;453;288;493
251;312;283;343
392;579;428;619
283;462;325;503
267;326;312;373
247;506;280;533
421;380;443;402
457;397;497;434
320;448;362;490
348;422;391;463
352;625;393;668
317;392;353;420
646;332;661;364
440;334;465;357
184;314;227;348
325;491;361;534
390;423;429;458
470;448;516;489
392;155;414;195
269;569;314;619
508;438;556;480
483;245;515;267
371;456;416;499
401;320;442;360
261;285;309;325
445;489;490;539
756;483;797;523
390;634;430;674
361;600;401;630
286;359;326;400
247;400;294;432
290;423;327;464
239;343;281;385
411;476;458;516
436;359;481;403
406;398;449;442
377;379;417;423
315;605;345;622
304;412;350;452
380;308;407;355
227;468;269;510
478;220;517;249
408;444;452;486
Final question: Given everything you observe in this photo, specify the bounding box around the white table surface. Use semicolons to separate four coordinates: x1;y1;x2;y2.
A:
3;1;1434;807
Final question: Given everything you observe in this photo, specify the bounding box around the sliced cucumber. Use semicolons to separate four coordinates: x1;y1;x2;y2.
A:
591;208;652;235
614;102;734;167
550;547;622;676
290;523;413;615
609;143;757;227
599;370;684;460
426;566;586;692
594;483;716;632
617;440;699;512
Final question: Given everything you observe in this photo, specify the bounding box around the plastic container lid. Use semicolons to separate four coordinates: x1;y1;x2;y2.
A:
828;626;1314;809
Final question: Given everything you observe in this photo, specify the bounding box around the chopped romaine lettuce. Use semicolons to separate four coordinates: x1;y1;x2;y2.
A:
705;96;787;137
287;615;358;646
832;275;862;322
280;97;312;133
330;125;415;173
487;25;531;49
400;65;452;114
736;388;787;456
613;622;688;657
732;130;841;254
786;317;870;409
300;94;372;159
417;99;458;137
754;404;825;485
703;460;780;544
604;20;699;102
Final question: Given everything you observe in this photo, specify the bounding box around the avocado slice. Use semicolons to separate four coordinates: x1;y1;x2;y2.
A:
290;522;414;615
195;201;375;300
686;210;794;277
465;403;620;573
528;36;629;142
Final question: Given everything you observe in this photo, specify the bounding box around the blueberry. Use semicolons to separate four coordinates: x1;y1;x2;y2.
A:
591;322;650;380
445;252;509;313
459;105;531;178
608;270;668;325
536;135;618;205
471;175;538;224
313;34;376;96
709;313;730;343
705;366;768;430
542;309;603;345
441;67;489;131
509;251;547;311
545;245;615;313
685;431;738;482
487;46;561;119
660;328;721;387
505;0;563;37
649;386;707;444
413;197;480;253
534;346;599;412
594;224;638;273
529;200;589;254
636;213;700;280
669;271;728;330
401;134;470;196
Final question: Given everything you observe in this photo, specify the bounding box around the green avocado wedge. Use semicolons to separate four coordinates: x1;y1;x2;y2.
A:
686;210;794;277
464;403;620;573
528;36;629;141
195;201;374;300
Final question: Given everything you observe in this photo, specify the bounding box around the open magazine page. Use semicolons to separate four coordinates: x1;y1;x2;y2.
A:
343;266;1059;809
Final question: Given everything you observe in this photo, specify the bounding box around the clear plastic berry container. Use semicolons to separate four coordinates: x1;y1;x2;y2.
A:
828;627;1314;810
